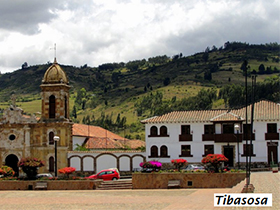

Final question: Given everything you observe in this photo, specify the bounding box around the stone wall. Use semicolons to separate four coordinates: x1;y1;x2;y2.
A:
132;173;246;189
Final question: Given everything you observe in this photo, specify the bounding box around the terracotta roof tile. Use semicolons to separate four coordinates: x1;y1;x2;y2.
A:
72;123;145;150
141;100;280;123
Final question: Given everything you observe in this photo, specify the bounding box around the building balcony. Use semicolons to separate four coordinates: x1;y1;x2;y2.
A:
202;134;215;141
179;134;193;141
214;134;243;143
242;133;255;140
203;133;244;142
265;133;279;140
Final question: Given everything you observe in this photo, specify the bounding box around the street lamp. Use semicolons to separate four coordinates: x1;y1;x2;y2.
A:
234;124;240;169
53;135;60;177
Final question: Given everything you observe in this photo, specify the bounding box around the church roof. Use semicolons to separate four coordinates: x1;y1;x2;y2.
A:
42;58;69;84
141;100;280;123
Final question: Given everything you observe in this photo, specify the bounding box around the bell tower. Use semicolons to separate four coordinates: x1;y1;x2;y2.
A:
40;58;70;122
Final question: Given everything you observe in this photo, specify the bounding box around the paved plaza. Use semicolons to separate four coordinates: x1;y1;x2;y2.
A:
0;171;278;210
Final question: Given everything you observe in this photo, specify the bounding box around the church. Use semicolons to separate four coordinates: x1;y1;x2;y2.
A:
0;59;145;176
0;58;72;175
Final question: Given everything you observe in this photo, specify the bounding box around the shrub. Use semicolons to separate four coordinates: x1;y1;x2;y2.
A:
171;159;187;171
0;166;15;177
201;154;228;173
139;161;162;172
58;167;76;178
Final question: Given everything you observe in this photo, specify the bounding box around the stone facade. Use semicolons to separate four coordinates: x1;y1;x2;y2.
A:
0;59;72;175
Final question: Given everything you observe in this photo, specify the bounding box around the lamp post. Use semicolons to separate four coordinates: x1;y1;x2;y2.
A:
234;124;240;169
53;135;60;177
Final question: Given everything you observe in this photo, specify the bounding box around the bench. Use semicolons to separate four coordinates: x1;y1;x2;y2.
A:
167;180;181;189
35;182;48;190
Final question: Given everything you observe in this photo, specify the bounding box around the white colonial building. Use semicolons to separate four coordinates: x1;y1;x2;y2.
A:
141;100;280;168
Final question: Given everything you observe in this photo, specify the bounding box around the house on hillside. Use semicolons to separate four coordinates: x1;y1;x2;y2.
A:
0;58;145;176
141;100;280;168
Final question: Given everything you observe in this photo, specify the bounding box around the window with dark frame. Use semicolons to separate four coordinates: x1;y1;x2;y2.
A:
242;144;255;156
181;125;190;135
49;95;56;118
49;132;54;145
267;123;277;133
180;145;192;157
223;123;234;134
204;145;214;156
49;156;54;172
204;125;214;134
150;146;158;157
150;126;158;136
243;124;251;134
160;126;168;136
160;145;169;157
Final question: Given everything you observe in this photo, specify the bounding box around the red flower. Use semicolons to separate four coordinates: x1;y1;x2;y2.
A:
58;167;76;175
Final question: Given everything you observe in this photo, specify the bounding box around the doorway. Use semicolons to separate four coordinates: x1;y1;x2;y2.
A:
5;154;19;176
267;143;278;165
223;146;234;167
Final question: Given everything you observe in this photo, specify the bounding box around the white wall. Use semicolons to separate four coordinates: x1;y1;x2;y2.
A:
68;151;145;173
144;120;280;165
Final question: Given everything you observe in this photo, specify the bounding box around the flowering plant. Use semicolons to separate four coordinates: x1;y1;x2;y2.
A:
140;161;162;169
0;166;15;177
18;157;45;168
140;161;162;172
201;154;228;173
18;157;45;179
171;159;187;171
58;167;76;178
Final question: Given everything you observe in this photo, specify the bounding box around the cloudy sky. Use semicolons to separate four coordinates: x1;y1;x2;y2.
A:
0;0;279;73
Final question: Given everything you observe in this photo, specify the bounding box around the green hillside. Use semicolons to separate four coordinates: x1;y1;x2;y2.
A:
0;41;279;141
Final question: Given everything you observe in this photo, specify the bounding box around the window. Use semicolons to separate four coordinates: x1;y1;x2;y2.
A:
160;126;168;136
267;123;277;133
49;95;56;118
9;134;16;141
150;146;158;157
181;125;190;135
150;126;158;136
64;96;68;118
223;123;234;134
241;144;256;157
49;132;54;145
160;145;169;157
49;156;54;172
179;145;193;157
204;125;214;134
204;145;214;156
243;124;251;134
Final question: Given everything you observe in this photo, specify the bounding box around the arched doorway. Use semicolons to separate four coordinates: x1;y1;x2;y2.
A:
5;154;19;176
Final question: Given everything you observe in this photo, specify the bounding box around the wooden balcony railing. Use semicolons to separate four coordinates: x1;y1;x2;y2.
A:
179;134;193;141
265;133;279;140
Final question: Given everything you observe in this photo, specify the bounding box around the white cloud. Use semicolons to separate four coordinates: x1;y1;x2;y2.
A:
0;0;279;73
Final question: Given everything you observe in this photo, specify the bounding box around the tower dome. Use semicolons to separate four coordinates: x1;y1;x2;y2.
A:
42;58;69;84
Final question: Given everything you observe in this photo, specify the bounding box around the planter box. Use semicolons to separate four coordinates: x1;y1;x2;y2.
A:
132;173;246;189
0;180;96;190
272;167;278;173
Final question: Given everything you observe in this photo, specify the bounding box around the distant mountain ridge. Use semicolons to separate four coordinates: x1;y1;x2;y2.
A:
0;41;278;103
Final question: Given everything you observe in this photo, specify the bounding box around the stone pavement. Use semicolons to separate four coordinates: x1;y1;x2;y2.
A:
0;171;278;210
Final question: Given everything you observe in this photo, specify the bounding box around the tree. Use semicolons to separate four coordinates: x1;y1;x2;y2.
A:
72;105;77;119
163;77;171;86
204;70;212;81
21;62;28;69
258;64;265;74
202;52;209;62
